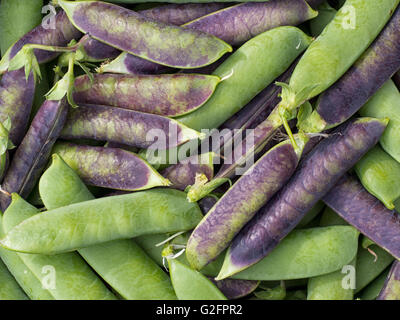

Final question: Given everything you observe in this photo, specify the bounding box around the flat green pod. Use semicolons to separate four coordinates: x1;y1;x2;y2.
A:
0;257;28;300
359;268;390;300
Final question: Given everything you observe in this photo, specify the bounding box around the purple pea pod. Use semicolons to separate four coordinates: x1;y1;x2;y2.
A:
0;11;81;71
59;0;232;69
218;117;388;279
377;261;400;300
394;72;400;90
322;174;400;260
208;278;259;299
80;37;120;62
186;134;308;270
161;152;214;191
299;5;400;133
0;98;68;211
0;69;35;146
183;0;317;46
52;141;170;191
60;104;203;149
73;73;220;117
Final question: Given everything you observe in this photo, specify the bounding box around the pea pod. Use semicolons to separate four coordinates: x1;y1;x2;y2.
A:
355;146;400;210
73;73;220;117
219;118;387;279
0;258;28;300
359;268;390;300
58;0;232;69
60;104;203;149
0;188;203;254
0;98;68;211
51;142;170;191
377;261;400;300
299;4;400;133
323;174;400;260
186;135;308;270
2;194;117;300
208;278;259;300
177;26;311;131
359;80;400;163
309;2;337;37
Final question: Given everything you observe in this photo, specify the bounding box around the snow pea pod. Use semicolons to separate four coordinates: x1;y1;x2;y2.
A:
0;0;43;55
377;261;400;300
39;156;177;300
168;258;227;300
299;4;400;133
2;194;117;300
0;258;28;300
359;80;400;163
309;2;337;37
0;189;203;254
323;174;400;260
73;73;220;117
60;104;203;149
187;135;308;270
0;98;68;211
359;268;390;300
219;117;387;279
177;26;311;131
58;0;232;69
52;142;170;191
355;146;400;210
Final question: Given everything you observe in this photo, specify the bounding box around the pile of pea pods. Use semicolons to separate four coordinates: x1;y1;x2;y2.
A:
0;0;399;301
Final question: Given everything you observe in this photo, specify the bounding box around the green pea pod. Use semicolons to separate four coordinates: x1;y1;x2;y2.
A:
2;194;117;300
0;0;43;55
319;206;348;227
296;201;325;229
0;258;28;300
39;154;177;300
307;259;356;300
359;267;390;300
168;258;227;300
359;80;400;163
253;285;286;300
58;0;232;69
309;2;337;37
1;189;203;254
355;145;400;210
177;26;312;131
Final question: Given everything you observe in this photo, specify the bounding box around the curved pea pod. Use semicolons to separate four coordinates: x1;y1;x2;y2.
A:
59;0;232;69
309;2;337;37
323;174;400;260
218;118;388;279
0;258;28;300
299;5;400;133
355;146;400;210
80;37;120;62
39;154;177;300
359;268;390;300
186;135;308;270
359;80;400;163
61;104;203;149
0;69;35;146
208;278;259;300
2;194;117;300
377;261;400;300
177;26;312;131
183;0;317;46
0;98;68;211
307;258;356;300
168;258;227;300
73;73;220;117
394;71;400;89
0;11;81;72
0;189;203;254
52;142;170;191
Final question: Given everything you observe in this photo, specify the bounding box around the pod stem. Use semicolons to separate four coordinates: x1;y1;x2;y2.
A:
186;174;231;203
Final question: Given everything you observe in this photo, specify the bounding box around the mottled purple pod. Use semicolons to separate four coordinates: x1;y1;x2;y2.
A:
186;135;308;270
299;5;400;132
218;117;388;279
73;73;220;117
0;69;35;146
52;141;170;191
183;0;317;46
60;104;203;149
0;11;81;71
0;98;68;211
161;152;214;190
81;37;120;62
59;0;232;69
208;278;259;299
323;174;400;261
377;261;400;300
